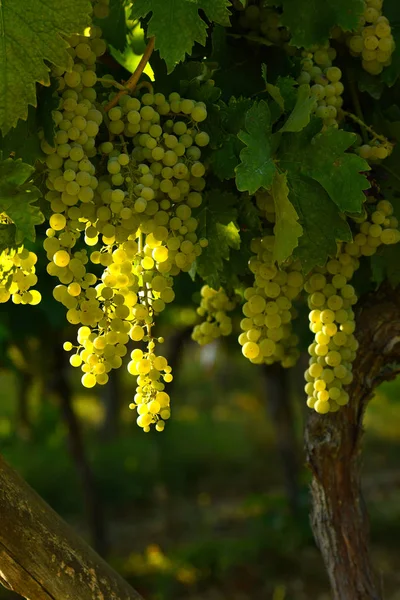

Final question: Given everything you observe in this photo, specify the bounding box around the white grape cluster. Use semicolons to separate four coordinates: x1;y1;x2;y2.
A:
305;198;400;414
347;0;395;75
355;137;394;161
237;2;291;49
298;44;344;128
0;247;41;305
239;236;303;368
255;189;276;224
192;285;235;345
41;22;210;430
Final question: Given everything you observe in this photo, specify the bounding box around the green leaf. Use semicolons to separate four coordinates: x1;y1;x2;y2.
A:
0;159;44;244
286;175;352;272
271;172;303;264
235;100;276;194
380;0;400;86
280;0;364;47
94;0;128;52
210;97;252;181
131;0;231;72
278;123;370;213
0;224;18;252
280;85;316;133
371;245;400;288
193;191;240;288
37;80;61;146
0;0;92;135
239;195;262;233
0;107;42;164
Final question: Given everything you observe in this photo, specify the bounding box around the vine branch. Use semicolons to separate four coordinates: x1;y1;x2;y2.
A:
104;37;155;112
343;110;389;144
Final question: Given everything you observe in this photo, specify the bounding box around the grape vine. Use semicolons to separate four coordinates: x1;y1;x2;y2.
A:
0;0;399;430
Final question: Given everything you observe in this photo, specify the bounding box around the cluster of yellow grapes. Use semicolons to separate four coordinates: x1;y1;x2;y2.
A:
0;247;41;305
40;20;210;429
236;2;291;48
348;0;395;75
305;198;400;414
239;235;303;368
192;286;236;345
298;44;344;128
355;137;394;161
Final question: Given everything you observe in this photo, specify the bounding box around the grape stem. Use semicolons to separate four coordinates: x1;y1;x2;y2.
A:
343;110;390;144
135;81;154;94
346;70;368;144
104;37;155;112
97;77;126;91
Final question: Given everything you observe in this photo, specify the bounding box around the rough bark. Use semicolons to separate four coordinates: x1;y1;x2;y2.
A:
262;363;300;514
305;284;400;600
0;454;143;600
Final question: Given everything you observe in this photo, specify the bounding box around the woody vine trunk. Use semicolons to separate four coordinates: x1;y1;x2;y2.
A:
305;284;400;600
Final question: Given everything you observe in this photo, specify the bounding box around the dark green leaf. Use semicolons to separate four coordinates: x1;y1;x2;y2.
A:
193;190;240;287
278;123;370;213
94;0;128;52
280;0;364;47
236;100;276;194
131;0;231;72
0;159;44;243
286;175;352;272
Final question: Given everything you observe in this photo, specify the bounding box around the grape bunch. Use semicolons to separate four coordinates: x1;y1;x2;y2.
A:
347;0;395;75
304;198;400;414
40;20;210;430
0;247;41;305
192;285;236;345
237;2;291;48
239;235;303;369
297;44;344;128
355;137;394;161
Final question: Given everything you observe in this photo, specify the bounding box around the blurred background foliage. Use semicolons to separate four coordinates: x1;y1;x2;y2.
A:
1;8;400;600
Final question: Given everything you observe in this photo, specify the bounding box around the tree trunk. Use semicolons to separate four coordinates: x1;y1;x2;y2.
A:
305;284;400;600
0;455;143;600
262;363;300;515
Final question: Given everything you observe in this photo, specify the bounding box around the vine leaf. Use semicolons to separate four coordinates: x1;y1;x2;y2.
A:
279;123;370;213
280;0;364;47
192;191;240;288
0;159;44;244
0;0;91;135
285;175;352;273
211;97;252;181
0;224;18;252
94;0;128;52
279;84;316;133
272;172;303;264
131;0;231;73
235;100;276;194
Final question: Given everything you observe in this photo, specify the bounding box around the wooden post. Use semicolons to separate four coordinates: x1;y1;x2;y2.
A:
0;455;143;600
